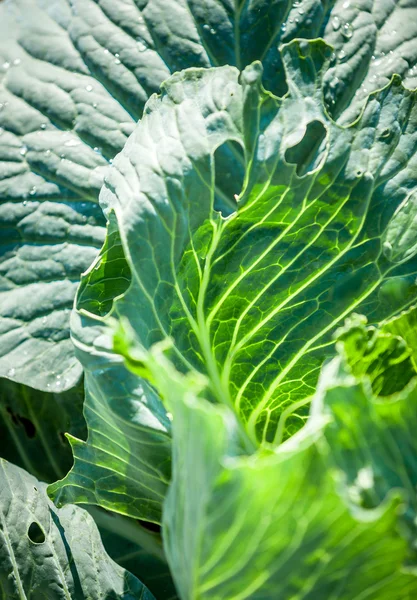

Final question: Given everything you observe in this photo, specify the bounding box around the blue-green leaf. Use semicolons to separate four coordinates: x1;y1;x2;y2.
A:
0;459;155;600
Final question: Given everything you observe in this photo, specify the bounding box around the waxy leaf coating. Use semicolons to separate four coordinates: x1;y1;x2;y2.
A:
0;459;155;599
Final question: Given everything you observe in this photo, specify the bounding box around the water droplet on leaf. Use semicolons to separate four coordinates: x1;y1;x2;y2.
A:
332;16;341;31
342;23;353;39
64;139;81;147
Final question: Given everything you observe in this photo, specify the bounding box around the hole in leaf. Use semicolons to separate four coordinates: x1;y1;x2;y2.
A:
28;522;45;544
136;519;161;534
285;120;327;177
6;406;18;426
213;140;245;216
6;407;36;438
18;416;36;438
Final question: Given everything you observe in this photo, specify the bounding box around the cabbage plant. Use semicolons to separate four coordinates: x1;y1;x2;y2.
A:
1;0;417;598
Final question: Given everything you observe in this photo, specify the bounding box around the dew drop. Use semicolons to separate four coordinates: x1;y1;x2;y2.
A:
343;0;350;7
342;22;353;39
3;61;10;70
293;0;301;6
137;41;147;52
42;316;47;324
85;84;93;92
203;23;210;30
64;139;81;147
7;368;15;377
103;48;109;55
281;23;287;32
332;16;341;31
93;146;102;154
392;29;397;36
338;49;346;60
45;149;51;156
40;123;47;130
115;58;121;65
29;186;37;196
298;7;304;14
60;153;66;159
93;102;98;108
13;58;21;66
210;28;216;34
20;145;28;156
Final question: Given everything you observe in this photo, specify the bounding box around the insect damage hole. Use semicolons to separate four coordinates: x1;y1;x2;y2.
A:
28;522;46;544
285;120;327;177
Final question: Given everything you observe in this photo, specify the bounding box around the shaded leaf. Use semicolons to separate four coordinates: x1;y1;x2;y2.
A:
0;378;86;482
0;459;155;599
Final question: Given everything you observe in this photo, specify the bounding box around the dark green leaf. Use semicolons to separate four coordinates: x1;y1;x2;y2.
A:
0;459;155;599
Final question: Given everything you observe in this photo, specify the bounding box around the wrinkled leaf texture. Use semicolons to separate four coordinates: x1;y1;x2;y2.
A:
50;34;417;524
0;458;155;599
118;306;417;599
1;0;417;485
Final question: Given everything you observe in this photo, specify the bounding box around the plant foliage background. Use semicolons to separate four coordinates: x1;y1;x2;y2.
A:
1;0;417;598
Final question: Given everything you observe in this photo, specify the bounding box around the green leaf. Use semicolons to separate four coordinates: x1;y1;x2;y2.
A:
4;0;417;522
90;507;178;600
0;458;155;600
139;343;417;600
48;344;172;523
74;41;417;454
0;378;86;482
381;304;417;371
2;0;417;393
